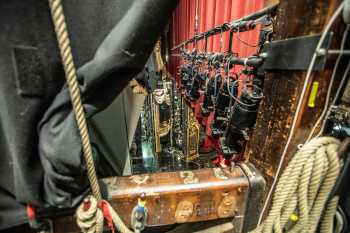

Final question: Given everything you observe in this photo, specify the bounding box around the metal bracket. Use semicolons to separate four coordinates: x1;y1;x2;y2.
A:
261;33;333;71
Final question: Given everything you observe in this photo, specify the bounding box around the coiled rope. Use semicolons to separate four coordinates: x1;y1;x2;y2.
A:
48;0;132;232
250;136;341;233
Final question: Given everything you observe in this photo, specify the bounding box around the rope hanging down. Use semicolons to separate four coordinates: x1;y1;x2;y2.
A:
251;137;341;233
47;0;132;232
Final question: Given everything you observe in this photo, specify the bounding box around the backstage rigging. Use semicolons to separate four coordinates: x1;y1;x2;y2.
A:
1;1;350;233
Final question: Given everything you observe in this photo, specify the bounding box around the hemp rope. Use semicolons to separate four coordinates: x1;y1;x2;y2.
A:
48;0;133;232
320;196;339;233
251;137;341;233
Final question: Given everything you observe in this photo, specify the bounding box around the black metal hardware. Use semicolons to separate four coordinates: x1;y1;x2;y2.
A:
229;56;264;68
261;33;333;71
171;3;278;51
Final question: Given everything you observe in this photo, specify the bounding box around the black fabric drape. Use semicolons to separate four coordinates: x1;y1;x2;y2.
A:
0;0;178;229
38;0;178;208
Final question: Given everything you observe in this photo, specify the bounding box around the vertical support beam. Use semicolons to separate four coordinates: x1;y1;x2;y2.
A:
245;0;344;192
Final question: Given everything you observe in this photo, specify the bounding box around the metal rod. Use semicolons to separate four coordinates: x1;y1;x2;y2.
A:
229;56;264;68
227;30;234;53
204;36;208;52
195;0;199;36
326;49;350;55
170;3;278;51
317;48;350;56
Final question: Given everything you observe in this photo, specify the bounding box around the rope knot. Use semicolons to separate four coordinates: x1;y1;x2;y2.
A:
76;196;104;233
251;137;341;233
77;195;132;233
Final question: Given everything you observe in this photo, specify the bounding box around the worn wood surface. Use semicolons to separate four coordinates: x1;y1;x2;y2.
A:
245;0;343;194
53;167;250;233
264;0;279;7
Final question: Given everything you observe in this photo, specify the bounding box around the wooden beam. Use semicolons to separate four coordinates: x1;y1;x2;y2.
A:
245;0;344;194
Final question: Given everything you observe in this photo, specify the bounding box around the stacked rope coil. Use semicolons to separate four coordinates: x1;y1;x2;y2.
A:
47;0;133;232
251;137;341;233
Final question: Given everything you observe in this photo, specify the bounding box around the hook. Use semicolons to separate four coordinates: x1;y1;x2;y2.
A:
243;57;249;71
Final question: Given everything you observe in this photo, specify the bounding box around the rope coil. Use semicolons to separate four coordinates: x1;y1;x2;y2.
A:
251;137;341;233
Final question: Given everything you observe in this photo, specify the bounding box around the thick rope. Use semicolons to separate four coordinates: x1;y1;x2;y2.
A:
76;197;104;233
47;0;101;200
320;196;339;233
250;137;341;233
48;1;133;232
76;196;133;233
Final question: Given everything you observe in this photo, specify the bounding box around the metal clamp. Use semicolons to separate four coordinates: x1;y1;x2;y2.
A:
131;194;148;233
261;33;333;71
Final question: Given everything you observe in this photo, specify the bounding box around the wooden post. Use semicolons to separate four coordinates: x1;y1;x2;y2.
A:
245;0;344;191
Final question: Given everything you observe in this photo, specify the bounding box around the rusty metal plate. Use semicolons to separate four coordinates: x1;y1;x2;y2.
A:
52;167;250;232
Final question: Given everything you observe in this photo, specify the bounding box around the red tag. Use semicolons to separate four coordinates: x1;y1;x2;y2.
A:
98;200;115;233
26;203;36;220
